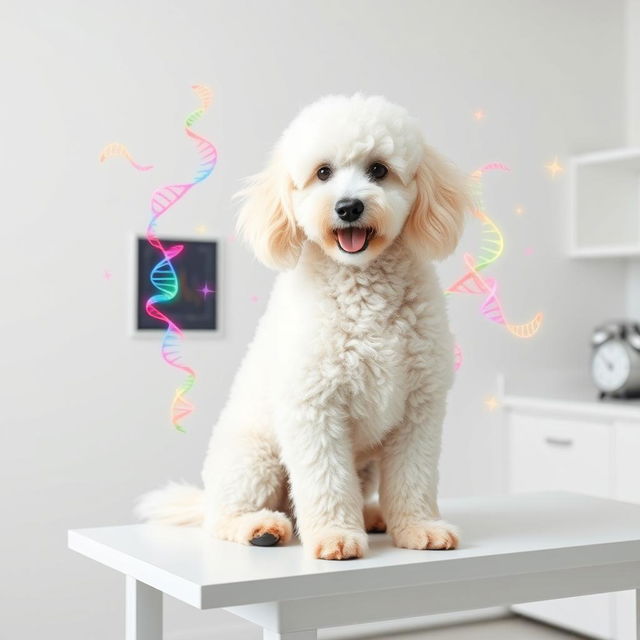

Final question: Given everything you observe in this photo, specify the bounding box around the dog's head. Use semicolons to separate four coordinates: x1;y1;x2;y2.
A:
237;94;470;269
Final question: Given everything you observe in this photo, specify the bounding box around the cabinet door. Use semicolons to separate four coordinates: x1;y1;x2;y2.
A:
614;422;640;503
509;412;612;498
613;423;640;640
508;411;614;639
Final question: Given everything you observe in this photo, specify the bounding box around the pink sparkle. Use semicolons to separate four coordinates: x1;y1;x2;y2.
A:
250;295;259;303
198;283;215;297
227;234;237;243
524;247;534;256
103;269;112;280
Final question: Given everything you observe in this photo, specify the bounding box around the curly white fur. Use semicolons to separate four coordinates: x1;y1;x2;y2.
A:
137;94;469;560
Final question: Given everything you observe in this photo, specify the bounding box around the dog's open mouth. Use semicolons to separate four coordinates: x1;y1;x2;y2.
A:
333;227;375;254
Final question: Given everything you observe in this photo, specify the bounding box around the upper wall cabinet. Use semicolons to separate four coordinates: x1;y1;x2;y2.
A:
569;148;640;258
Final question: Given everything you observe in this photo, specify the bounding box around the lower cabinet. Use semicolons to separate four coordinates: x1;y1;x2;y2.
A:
507;410;639;640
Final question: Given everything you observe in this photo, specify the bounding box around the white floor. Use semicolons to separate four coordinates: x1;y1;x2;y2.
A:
346;616;585;639
172;616;586;639
166;612;586;640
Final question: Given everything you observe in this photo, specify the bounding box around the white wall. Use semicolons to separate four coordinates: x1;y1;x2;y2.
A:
628;0;640;146
626;0;640;317
0;1;629;638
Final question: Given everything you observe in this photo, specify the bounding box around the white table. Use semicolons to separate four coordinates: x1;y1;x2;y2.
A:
68;492;640;640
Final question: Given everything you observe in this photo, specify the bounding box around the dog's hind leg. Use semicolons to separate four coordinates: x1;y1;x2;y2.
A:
358;460;387;533
201;430;293;547
363;503;387;533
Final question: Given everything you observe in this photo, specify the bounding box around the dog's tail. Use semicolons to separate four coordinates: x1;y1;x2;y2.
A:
135;481;205;526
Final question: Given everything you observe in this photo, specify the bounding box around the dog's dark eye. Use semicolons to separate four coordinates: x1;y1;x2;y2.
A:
367;162;388;181
317;165;332;181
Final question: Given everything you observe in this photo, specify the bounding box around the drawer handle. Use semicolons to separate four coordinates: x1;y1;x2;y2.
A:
544;436;574;447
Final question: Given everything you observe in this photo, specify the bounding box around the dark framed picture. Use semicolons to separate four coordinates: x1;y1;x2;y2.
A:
133;236;219;334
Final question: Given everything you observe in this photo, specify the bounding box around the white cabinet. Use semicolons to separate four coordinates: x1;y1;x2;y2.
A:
506;408;640;640
615;422;640;504
613;422;640;640
509;414;611;498
569;148;640;258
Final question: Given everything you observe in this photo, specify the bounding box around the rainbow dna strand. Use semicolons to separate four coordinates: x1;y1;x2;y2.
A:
100;85;217;431
447;163;543;370
99;142;154;171
447;253;544;338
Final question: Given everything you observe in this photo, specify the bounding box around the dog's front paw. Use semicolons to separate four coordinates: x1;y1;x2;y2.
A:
308;527;368;560
208;509;293;546
391;520;459;550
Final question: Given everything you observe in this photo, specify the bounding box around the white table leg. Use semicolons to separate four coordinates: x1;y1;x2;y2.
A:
636;589;640;640
126;576;163;640
263;631;317;640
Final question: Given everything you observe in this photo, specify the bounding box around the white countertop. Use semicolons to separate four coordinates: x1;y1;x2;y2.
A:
501;370;640;420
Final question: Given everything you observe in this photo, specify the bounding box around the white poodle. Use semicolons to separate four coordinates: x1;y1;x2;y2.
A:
138;94;470;560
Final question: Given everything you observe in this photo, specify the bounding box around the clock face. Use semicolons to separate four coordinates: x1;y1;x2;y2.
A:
592;340;631;392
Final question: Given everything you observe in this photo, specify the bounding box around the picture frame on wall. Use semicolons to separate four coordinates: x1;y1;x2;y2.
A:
130;234;221;337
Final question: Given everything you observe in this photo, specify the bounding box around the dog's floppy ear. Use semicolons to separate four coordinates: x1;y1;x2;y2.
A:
404;144;470;260
235;150;304;270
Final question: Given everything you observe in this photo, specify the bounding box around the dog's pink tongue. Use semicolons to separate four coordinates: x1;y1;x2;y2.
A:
337;227;367;253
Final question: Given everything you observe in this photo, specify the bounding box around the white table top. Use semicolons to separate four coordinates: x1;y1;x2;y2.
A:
68;492;640;609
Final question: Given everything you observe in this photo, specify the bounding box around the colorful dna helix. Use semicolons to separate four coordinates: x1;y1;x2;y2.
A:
100;85;218;431
99;142;154;172
447;163;543;371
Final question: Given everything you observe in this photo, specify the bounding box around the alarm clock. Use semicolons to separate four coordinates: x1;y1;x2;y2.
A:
591;321;640;399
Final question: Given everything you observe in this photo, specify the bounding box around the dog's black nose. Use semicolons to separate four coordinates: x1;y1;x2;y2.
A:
335;198;364;222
